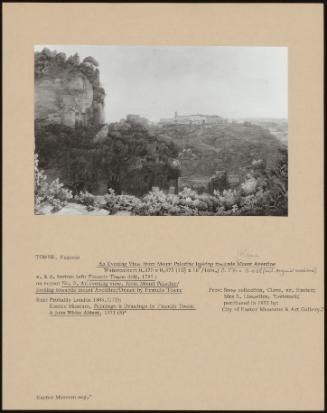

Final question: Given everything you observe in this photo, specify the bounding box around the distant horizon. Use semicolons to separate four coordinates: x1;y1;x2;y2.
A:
35;45;288;122
112;112;288;123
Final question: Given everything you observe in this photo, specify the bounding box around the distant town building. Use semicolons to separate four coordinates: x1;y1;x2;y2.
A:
159;112;227;126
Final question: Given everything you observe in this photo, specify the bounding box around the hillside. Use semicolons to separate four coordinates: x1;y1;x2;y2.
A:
154;122;284;181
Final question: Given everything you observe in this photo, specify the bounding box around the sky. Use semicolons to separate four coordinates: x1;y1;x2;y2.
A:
35;45;288;123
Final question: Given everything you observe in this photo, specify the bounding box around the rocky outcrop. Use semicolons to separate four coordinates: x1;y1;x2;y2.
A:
94;124;109;143
35;48;106;128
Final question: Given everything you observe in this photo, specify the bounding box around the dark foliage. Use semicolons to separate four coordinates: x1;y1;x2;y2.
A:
35;119;181;196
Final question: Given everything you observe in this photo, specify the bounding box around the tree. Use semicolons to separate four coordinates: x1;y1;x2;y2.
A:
67;53;80;66
83;56;99;67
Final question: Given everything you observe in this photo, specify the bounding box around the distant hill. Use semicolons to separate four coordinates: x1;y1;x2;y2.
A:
154;122;285;180
243;119;288;145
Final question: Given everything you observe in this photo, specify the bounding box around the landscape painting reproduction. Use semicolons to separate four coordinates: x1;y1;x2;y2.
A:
34;46;288;216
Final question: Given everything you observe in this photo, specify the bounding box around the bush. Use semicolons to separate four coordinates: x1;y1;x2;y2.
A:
104;189;143;215
98;184;287;216
241;177;257;195
74;191;96;211
34;154;73;214
214;189;241;209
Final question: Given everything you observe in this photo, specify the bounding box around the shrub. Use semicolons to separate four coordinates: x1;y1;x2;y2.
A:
100;185;288;216
34;154;73;214
104;188;143;215
241;176;257;195
214;189;240;209
74;191;96;211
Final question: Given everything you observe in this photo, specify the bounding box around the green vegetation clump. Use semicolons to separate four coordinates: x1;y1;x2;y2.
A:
97;148;287;216
34;154;73;214
35;145;287;216
35;118;181;196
